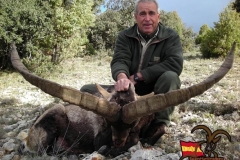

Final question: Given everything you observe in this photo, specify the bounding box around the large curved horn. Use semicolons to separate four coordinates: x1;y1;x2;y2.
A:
10;42;121;121
122;42;236;124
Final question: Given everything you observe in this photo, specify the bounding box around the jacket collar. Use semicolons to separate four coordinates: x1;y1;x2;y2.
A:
137;26;159;42
125;23;171;41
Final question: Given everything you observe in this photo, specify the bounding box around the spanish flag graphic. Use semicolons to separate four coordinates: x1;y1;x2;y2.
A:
180;141;205;157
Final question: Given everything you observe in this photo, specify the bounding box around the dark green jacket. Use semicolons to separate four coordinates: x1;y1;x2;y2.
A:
111;23;183;84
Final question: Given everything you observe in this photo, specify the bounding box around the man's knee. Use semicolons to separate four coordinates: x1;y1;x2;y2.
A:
80;84;114;95
80;84;97;94
159;71;180;85
154;71;181;94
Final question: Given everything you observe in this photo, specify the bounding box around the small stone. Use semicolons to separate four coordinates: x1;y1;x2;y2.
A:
3;140;16;154
68;154;78;160
3;124;18;132
50;156;59;160
82;152;105;160
12;155;21;160
6;131;16;137
2;153;14;160
232;111;240;121
61;156;68;160
167;153;180;160
223;114;232;120
16;113;22;118
128;141;143;153
130;148;164;160
169;121;177;126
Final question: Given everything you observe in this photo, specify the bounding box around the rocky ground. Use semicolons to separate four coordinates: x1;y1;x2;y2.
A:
0;53;240;160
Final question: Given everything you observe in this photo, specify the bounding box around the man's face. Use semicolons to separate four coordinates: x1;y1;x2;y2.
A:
134;2;160;35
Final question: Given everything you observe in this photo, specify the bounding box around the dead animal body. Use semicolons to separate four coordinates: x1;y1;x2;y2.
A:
10;42;235;157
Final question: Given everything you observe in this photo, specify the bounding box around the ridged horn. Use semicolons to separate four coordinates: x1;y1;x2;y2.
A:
122;41;236;124
137;92;154;100
10;42;121;122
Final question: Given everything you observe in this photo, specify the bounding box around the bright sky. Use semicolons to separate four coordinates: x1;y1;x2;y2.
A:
157;0;232;33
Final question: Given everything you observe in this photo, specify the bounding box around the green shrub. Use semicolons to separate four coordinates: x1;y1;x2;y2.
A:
233;0;240;13
0;0;96;70
195;24;210;45
0;0;53;69
85;43;96;56
200;4;240;58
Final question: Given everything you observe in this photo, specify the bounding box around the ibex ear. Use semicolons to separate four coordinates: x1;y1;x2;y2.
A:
95;83;115;100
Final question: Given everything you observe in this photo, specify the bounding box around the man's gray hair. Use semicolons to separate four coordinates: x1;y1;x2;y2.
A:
134;0;159;14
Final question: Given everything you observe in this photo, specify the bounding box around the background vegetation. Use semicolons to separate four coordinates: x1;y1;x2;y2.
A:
197;3;240;58
0;0;240;72
234;0;240;13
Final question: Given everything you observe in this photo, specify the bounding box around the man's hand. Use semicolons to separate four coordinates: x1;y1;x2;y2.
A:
114;72;144;92
115;73;131;91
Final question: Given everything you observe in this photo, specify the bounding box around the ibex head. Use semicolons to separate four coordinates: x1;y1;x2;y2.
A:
96;83;140;147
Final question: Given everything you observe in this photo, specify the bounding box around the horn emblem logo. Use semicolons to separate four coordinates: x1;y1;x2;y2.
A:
179;125;231;160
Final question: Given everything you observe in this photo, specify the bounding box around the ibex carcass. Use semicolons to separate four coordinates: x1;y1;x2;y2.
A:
10;42;235;157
